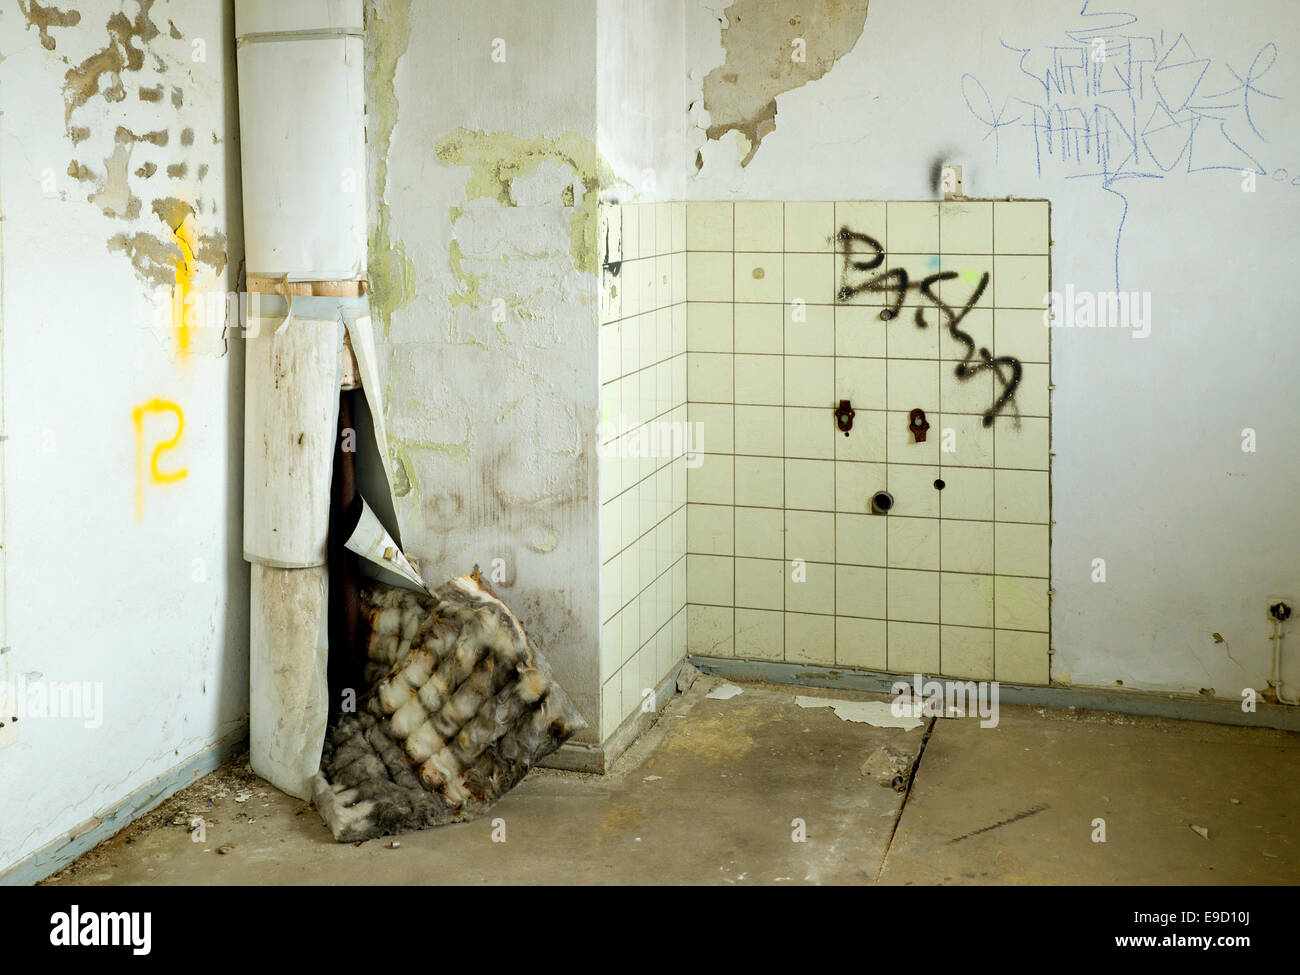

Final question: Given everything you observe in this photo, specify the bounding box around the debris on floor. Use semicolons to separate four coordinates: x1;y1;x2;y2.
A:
795;695;923;730
1190;824;1210;839
706;683;744;700
676;661;701;693
313;573;586;843
861;744;917;791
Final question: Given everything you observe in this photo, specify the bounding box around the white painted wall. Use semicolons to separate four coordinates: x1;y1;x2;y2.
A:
0;0;245;873
675;0;1300;698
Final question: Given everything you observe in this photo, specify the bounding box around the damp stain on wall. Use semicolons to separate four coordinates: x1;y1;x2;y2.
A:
433;128;612;275
698;0;871;168
365;0;416;339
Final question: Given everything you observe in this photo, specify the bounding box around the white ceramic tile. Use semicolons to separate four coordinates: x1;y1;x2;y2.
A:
995;522;1049;577
886;201;939;253
686;201;733;251
836;356;886;412
784;355;834;407
939;413;994;467
734;404;783;455
687;455;733;504
936;466;993;521
687;554;733;605
671;202;688;252
886;409;940;465
786;458;835;511
834;408;886;463
734;456;784;507
994;468;1050;523
735;303;784;354
994;415;1049;470
993;200;1049;254
940;625;994;680
687;251;733;302
688;402;733;454
1015;362;1050;416
888;516;940;570
785;509;835;562
835;460;887;514
735;608;784;660
785;612;835;664
734;354;784;405
687;352;732;403
940;201;993;254
734;201;783;251
995;628;1050;683
784;201;835;252
940;571;995;627
940;360;995;416
993;254;1050;308
835;564;886;619
621;204;640;261
735;252;783;302
688;502;734;555
735;505;785;559
687;302;732;353
887;464;942;518
888;568;939;624
937;256;993;310
784;407;835;460
941;519;993;574
735;557;784;610
785;302;834;356
886;358;939;412
836;616;887;670
888;621;940;673
785;252;835;304
835;305;887;358
835;513;887;566
687;604;733;656
786;559;834;614
995;307;1050;363
994;575;1050;632
834;201;886;248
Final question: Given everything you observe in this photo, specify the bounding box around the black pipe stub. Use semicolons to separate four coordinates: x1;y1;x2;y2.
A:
870;490;894;514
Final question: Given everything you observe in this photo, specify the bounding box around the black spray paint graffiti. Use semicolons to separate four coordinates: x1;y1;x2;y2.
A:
834;227;1022;427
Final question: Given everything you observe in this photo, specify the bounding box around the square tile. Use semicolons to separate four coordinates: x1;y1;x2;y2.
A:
734;404;783;456
886;409;940;465
835;305;887;358
939;413;993;467
734;354;784;405
994;415;1049;470
995;628;1050;684
688;402;733;454
836;513;887;566
734;456;784;507
687;503;733;555
888;568;939;624
785;302;834;356
886;201;939;253
887;464;941;518
735;303;784;353
939;571;995;627
888;621;940;674
784;407;835;460
687;604;733;656
785;355;834;407
994;468;1049;523
786;509;835;562
735;505;785;559
687;302;732;353
936;466;993;520
734;201;783;251
687;455;733;504
735;608;784;660
735;252;783;302
940;625;994;680
940;201;993;254
995;307;1050;363
994;576;1049;631
836;357;886;411
993;200;1049;254
835;408;887;463
886;358;939;412
785;612;836;664
687;252;733;301
834;201;887;248
888;516;940;570
941;360;995;416
786;458;835;511
785;253;836;304
688;352;732;403
686;201;733;251
993;255;1049;309
784;201;835;252
941;519;994;573
735;557;784;610
786;559;834;614
835;460;887;514
836;616;887;670
995;522;1049;577
835;564;886;619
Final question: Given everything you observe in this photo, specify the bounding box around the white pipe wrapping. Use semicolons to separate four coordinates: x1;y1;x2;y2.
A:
235;1;367;279
345;498;429;592
243;304;344;568
249;564;330;799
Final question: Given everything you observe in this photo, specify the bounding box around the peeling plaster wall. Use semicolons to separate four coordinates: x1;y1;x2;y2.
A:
0;0;245;872
365;0;604;740
677;0;1300;700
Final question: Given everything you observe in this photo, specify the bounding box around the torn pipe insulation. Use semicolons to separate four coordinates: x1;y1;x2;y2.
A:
312;574;587;842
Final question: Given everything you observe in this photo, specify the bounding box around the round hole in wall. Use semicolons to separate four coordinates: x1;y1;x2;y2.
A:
870;490;894;514
752;266;766;279
934;478;945;490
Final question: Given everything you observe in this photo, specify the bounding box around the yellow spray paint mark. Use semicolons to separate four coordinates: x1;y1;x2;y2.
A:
170;213;198;357
133;399;188;519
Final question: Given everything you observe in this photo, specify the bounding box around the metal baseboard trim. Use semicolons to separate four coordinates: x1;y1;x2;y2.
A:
690;657;1300;733
1;725;249;886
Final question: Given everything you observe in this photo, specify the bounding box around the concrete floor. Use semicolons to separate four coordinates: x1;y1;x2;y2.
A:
45;675;1300;885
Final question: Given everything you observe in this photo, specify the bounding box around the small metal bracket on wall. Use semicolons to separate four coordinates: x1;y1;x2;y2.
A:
834;399;855;436
909;408;929;443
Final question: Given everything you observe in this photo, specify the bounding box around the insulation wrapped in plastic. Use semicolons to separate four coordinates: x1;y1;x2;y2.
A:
312;573;587;842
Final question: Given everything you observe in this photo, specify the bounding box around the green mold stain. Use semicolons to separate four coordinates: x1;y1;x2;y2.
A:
433;127;614;274
366;0;416;338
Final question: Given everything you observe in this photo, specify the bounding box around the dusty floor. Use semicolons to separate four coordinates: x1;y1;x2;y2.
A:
45;675;1300;885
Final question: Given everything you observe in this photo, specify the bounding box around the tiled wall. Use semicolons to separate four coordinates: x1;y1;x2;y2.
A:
597;203;690;739
682;200;1052;684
